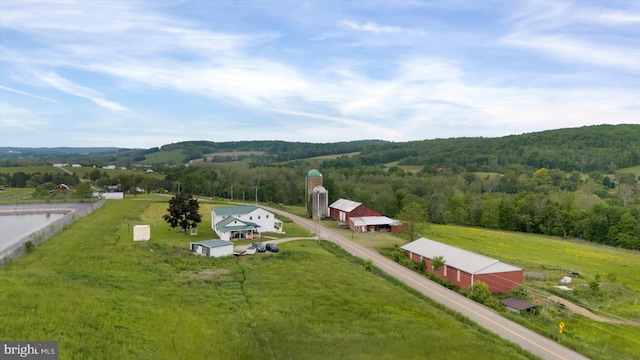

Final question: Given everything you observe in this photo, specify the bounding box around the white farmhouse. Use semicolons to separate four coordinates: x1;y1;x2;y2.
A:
212;205;283;241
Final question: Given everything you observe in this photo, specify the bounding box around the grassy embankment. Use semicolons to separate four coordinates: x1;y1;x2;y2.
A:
332;223;640;360
0;199;535;359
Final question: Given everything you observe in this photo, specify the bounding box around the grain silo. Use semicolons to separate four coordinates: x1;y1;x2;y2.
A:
306;169;324;218
311;185;329;220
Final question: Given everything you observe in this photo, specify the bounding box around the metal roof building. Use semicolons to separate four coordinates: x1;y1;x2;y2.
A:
401;237;523;293
190;239;233;258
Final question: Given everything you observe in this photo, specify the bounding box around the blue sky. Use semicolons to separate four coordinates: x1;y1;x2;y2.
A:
1;0;639;148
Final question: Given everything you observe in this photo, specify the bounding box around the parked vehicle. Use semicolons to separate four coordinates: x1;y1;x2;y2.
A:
252;242;266;252
266;243;279;252
244;247;257;255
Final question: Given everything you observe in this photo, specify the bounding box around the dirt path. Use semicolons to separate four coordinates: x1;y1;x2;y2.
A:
546;295;639;325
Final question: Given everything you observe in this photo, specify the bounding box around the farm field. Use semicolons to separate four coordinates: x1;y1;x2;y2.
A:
0;165;66;175
330;223;640;359
617;165;640;177
137;150;186;165
0;199;535;359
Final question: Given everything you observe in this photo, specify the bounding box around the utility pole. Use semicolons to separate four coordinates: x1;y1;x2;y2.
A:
231;184;233;201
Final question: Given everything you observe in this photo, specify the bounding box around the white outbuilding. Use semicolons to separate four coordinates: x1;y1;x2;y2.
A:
133;225;151;241
190;240;233;258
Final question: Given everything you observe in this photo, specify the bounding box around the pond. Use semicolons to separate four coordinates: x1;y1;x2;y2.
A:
0;212;66;252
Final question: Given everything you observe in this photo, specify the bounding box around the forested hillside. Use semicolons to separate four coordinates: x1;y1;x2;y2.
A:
2;125;639;249
324;124;640;173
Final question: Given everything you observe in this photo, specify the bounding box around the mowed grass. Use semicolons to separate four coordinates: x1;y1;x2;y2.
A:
0;199;535;360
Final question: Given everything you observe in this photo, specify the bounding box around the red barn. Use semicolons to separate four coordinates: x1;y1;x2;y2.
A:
401;237;523;293
329;198;380;224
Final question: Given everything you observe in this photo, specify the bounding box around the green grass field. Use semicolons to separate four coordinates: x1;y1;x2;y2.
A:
0;199;537;359
0;166;66;175
332;223;640;360
617;165;640;177
137;150;186;165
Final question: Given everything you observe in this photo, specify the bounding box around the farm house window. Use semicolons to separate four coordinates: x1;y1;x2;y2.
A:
444;265;447;276
457;270;460;282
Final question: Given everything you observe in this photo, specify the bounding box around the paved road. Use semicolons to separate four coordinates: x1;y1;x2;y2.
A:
265;206;589;360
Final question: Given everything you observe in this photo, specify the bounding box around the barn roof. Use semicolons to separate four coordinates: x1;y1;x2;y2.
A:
401;237;522;275
500;297;537;311
329;198;362;212
213;205;262;216
350;216;398;227
191;240;233;248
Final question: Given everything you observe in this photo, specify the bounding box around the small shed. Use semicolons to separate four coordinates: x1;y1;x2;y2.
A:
133;225;151;241
190;240;233;258
500;297;537;313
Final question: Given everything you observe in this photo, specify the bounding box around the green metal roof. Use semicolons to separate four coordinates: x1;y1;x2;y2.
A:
192;240;233;248
216;216;261;233
213;205;260;216
307;169;322;177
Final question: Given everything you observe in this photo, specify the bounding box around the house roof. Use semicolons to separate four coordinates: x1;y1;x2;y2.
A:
191;240;233;248
216;216;261;232
213;205;261;216
329;198;362;212
500;297;537;311
350;216;398;227
401;237;522;275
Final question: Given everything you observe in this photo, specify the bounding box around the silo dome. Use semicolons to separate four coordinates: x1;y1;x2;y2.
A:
307;169;322;177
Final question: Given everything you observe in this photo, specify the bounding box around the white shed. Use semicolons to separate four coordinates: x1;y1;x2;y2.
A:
190;240;233;258
133;225;151;241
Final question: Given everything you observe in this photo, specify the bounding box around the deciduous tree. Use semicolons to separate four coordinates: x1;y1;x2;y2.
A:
163;192;202;232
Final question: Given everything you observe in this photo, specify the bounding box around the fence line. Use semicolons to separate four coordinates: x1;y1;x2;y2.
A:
0;200;105;265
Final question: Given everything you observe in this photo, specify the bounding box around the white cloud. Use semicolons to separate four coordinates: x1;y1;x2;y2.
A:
503;2;640;73
342;21;403;34
0;102;48;131
34;72;130;112
0;0;638;147
0;85;57;102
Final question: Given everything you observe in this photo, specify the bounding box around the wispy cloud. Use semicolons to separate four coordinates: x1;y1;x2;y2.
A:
342;21;404;34
0;85;57;102
34;72;130;112
0;102;48;131
503;2;640;73
0;0;638;147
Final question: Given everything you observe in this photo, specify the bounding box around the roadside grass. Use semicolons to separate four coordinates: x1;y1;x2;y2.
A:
336;222;640;360
0;199;536;359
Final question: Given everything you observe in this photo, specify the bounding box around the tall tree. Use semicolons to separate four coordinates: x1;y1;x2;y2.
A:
163;192;202;232
399;202;428;241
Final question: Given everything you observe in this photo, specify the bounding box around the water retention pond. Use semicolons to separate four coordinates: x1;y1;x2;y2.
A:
0;201;105;264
